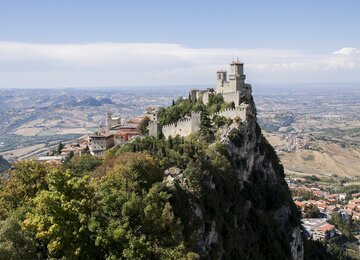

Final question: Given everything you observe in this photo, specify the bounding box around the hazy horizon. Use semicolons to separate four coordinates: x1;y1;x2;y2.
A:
1;82;360;91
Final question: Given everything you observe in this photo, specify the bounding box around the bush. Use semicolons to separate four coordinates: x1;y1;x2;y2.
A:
228;128;244;147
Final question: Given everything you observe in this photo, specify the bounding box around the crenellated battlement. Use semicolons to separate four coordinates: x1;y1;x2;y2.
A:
213;104;248;115
212;103;248;121
158;111;201;139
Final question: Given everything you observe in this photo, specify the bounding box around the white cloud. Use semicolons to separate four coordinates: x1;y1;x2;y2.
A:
0;41;359;87
333;47;360;56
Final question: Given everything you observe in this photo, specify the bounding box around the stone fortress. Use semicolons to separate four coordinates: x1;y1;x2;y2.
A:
149;60;252;139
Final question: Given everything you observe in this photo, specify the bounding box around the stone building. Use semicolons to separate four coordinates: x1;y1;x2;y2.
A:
106;112;122;130
88;133;115;155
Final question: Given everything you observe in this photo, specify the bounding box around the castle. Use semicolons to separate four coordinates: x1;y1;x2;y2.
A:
149;60;252;139
191;59;252;106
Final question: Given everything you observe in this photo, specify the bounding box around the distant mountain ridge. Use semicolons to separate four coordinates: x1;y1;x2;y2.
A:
76;97;113;107
52;96;114;107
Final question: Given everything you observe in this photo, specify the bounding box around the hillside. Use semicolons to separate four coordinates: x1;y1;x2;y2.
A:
280;144;360;178
263;131;360;178
0;89;309;259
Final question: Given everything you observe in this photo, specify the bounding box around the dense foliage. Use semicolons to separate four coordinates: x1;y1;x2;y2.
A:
0;154;199;259
158;93;234;126
303;204;320;218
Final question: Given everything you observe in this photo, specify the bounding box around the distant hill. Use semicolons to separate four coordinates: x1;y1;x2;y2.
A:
52;96;114;107
72;97;114;107
55;94;78;105
0;156;11;173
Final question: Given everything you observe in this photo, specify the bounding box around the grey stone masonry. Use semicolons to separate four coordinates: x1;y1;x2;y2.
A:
161;111;201;139
212;103;248;121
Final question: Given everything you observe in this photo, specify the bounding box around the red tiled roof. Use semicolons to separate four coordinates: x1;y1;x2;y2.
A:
352;193;360;198
294;201;305;207
316;223;335;232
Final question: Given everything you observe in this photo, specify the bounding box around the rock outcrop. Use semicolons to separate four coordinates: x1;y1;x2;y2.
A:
166;96;303;259
0;156;11;173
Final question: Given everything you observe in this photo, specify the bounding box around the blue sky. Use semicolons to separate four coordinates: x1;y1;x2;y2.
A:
0;0;360;88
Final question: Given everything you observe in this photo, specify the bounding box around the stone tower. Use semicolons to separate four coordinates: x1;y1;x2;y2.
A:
148;121;162;137
229;59;246;92
191;111;202;133
216;70;227;90
106;111;113;129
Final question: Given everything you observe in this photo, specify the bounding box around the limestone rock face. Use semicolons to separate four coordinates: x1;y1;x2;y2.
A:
166;97;303;259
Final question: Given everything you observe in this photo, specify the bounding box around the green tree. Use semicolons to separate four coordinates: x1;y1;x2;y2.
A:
63;151;75;164
63;154;101;176
330;212;354;239
89;153;197;259
0;218;37;260
213;115;232;127
23;168;98;259
304;204;320;218
0;160;49;219
200;110;213;139
57;142;65;155
138;116;151;135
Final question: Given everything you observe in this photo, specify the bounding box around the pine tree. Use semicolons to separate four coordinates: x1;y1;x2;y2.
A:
200;110;213;140
57;142;65;155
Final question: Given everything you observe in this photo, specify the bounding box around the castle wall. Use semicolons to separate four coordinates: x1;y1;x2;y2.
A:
162;118;192;139
217;81;232;94
222;91;241;106
212;104;248;122
161;111;201;139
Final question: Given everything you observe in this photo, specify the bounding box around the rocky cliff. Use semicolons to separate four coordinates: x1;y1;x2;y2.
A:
164;97;303;259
